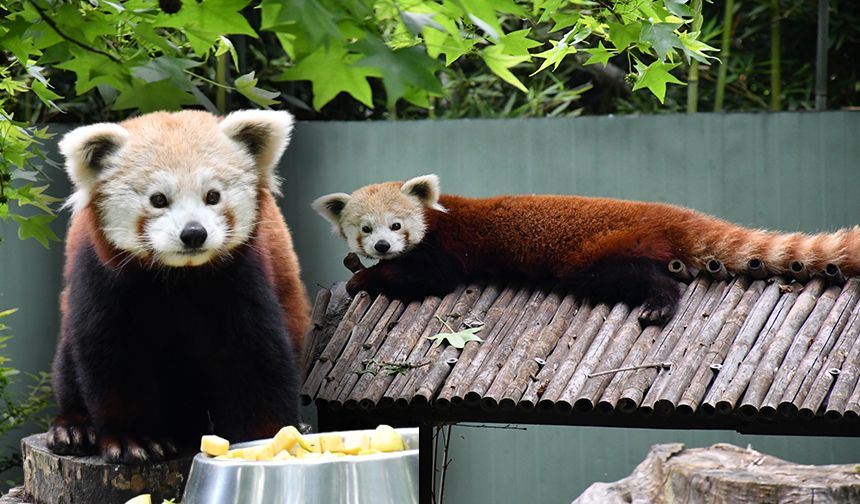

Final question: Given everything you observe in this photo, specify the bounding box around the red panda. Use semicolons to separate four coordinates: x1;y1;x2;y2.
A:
50;110;310;463
313;174;860;323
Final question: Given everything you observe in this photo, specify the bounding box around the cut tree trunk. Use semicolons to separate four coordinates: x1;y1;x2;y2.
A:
573;443;860;504
22;433;193;504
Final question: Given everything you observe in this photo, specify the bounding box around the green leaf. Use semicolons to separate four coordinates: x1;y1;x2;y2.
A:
632;60;684;103
234;72;280;107
678;31;719;63
497;29;541;58
531;41;574;74
482;45;529;92
607;21;641;52
425;327;483;349
259;0;341;47
153;0;256;55
55;47;130;94
30;81;62;112
113;79;197;112
583;41;615;67
10;214;58;248
0;309;19;319
640;22;684;61
216;36;240;71
422;26;475;66
664;0;693;17
355;38;443;109
278;44;379;110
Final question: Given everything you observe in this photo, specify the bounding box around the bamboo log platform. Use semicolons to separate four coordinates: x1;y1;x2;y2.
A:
304;266;860;436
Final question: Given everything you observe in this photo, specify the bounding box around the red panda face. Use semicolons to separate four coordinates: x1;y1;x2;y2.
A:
313;174;445;261
60;110;294;268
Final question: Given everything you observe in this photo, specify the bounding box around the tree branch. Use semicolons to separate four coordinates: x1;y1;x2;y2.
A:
27;0;122;64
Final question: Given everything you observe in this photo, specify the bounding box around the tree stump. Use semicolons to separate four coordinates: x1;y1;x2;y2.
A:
21;434;193;504
573;443;860;504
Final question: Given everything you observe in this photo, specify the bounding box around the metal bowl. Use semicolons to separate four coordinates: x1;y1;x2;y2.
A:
181;427;419;504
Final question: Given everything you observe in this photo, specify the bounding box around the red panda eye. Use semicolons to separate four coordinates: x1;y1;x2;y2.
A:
205;190;221;205
149;193;168;209
362;225;372;233
390;223;401;231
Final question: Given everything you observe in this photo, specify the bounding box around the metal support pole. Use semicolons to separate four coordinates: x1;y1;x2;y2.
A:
815;0;829;110
419;423;435;504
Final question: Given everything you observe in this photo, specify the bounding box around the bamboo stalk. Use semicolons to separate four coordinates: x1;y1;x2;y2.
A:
317;295;392;403
555;303;631;413
824;310;860;420
617;276;712;414
436;284;516;407
391;285;484;406
668;259;694;283
706;259;730;280
677;280;765;415
784;279;860;417
747;258;769;280
536;303;612;411
301;288;331;379
641;280;730;414
825;263;846;286
770;0;781;111
842;372;860;420
573;310;644;413
686;0;703;113
333;300;405;406
653;277;751;415
714;0;735;111
814;0;829;110
735;279;827;417
301;292;373;404
519;302;593;410
789;261;811;283
701;278;789;414
482;288;567;409
462;286;548;404
596;326;663;413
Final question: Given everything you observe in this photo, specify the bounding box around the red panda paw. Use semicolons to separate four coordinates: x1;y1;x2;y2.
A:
100;433;178;464
346;271;375;297
639;299;676;325
47;414;97;456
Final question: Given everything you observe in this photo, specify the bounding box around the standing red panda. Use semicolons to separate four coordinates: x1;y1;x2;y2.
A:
49;110;310;463
313;174;860;323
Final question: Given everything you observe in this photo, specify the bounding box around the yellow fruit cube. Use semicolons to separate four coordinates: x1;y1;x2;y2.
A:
342;432;370;455
200;435;230;457
251;444;275;461
370;425;404;452
272;426;303;453
124;495;151;504
319;433;345;453
303;435;322;453
273;450;293;460
293;447;310;458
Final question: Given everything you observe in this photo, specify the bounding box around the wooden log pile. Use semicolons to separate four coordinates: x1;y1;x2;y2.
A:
302;263;860;427
572;442;860;503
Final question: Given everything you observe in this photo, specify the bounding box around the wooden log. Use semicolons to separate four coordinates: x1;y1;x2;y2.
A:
843;372;860;420
301;283;353;382
331;299;406;407
616;276;712;414
746;258;769;279
348;296;442;409
789;260;811;283
435;284;514;407
824;309;860;420
706;258;730;280
301;291;373;404
536;303;611;411
573;310;643;413
0;487;29;504
22;434;192;504
777;279;860;417
640;280;728;415
519;302;593;410
317;294;393;404
462;286;547;404
482;288;566;410
652;277;751;415
825;263;846;286
555;303;630;413
668;259;694;282
301;287;331;379
676;280;765;415
700;278;789;415
572;442;860;504
596;325;662;413
340;299;424;409
738;279;828;417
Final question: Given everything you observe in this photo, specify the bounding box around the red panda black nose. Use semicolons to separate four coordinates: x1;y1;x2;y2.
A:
375;240;391;253
180;222;208;249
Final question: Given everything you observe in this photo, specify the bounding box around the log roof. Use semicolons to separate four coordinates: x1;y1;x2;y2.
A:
301;274;860;436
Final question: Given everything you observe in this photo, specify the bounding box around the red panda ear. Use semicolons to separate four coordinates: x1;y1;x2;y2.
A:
219;110;295;194
59;122;129;211
312;193;351;229
401;174;445;211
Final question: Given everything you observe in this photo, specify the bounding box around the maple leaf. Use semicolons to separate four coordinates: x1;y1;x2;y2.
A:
632;60;684;103
583;42;616;67
278;45;380;110
426;327;483;349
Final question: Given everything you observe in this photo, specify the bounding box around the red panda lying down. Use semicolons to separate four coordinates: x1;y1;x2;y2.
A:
314;174;859;324
49;110;310;463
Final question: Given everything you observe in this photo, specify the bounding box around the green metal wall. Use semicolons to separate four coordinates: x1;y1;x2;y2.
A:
2;112;859;502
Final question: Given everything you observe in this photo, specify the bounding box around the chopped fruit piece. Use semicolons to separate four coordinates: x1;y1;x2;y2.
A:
293;446;310;458
124;495;151;504
273;450;293;460
358;449;382;456
370;425;405;452
342;432;370;454
272;426;302;453
319;433;345;453
200;435;230;457
303;435;322;453
251;444;275;461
